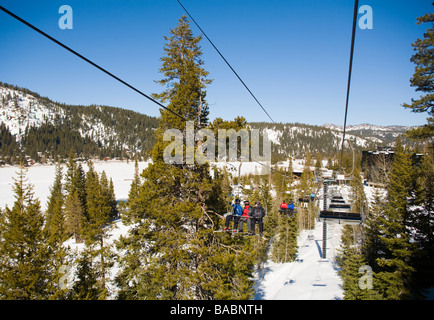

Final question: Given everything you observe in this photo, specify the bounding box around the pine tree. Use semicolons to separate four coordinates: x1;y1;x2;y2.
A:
403;9;434;140
116;16;255;300
338;226;382;300
297;159;315;230
64;152;87;216
348;167;367;214
84;162;111;242
64;153;87;243
82;163;114;298
151;15;212;130
271;213;298;263
45;158;66;245
375;138;416;299
123;158;142;224
64;190;85;243
401;5;434;295
408;143;434;292
0;165;61;299
68;248;101;300
363;187;386;269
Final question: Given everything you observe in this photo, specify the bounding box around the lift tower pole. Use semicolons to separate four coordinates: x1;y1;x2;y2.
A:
322;181;328;259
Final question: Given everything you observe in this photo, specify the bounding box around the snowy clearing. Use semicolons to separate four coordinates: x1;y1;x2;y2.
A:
0;160;150;211
254;221;344;300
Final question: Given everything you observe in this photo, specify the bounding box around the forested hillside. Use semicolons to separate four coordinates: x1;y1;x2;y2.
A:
0;81;422;166
248;122;419;160
0;82;158;163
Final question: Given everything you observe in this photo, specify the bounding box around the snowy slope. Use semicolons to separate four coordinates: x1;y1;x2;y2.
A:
0;83;158;155
0;85;65;139
0;85;115;147
254;222;343;300
253;184;355;300
324;123;413;146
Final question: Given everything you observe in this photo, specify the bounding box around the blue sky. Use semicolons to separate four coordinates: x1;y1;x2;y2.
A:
0;0;432;126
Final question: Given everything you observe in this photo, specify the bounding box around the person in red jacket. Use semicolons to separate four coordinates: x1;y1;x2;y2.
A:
238;200;252;233
279;200;288;215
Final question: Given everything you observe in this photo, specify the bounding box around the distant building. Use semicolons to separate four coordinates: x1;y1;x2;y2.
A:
362;147;423;184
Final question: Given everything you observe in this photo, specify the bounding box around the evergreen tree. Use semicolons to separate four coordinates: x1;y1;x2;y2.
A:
151;15;212;130
45;158;66;245
0;165;60;299
64;153;87;243
64;152;87;217
64;190;86;244
363;187;386;269
84;162;110;242
271;213;298;263
83;163;114;298
403;9;434;140
297;158;315;230
107;176;118;220
116;16;255;300
408;143;434;293
375;138;416;299
68;249;101;300
122;158;142;224
401;6;434;295
338;226;382;300
348;167;368;217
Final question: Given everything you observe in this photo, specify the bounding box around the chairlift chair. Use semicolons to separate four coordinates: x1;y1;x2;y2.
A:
278;208;295;218
320;181;363;225
319;210;362;225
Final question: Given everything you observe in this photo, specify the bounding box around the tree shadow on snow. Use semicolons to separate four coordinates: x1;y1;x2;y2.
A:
253;265;273;300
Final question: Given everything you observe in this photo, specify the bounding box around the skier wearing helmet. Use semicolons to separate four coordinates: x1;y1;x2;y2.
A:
224;199;243;231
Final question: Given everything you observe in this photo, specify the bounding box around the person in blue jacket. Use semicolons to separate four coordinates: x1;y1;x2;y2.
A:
287;200;295;217
224;198;243;231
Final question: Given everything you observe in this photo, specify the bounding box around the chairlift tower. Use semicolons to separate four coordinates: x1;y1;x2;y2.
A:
320;179;363;259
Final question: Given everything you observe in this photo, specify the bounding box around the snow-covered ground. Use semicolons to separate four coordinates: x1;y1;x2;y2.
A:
0;160;347;300
0;160;273;211
0;160;150;211
62;218;134;299
254;221;344;300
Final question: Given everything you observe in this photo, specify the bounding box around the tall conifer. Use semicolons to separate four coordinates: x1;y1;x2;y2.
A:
116;15;255;300
403;10;434;140
0;165;60;299
375;138;416;299
45;158;66;245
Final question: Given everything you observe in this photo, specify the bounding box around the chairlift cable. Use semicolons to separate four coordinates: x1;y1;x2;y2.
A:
0;5;187;122
1;3;357;183
176;0;276;123
0;4;289;180
339;0;359;172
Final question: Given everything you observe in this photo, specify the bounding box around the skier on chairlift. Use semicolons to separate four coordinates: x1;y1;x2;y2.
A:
250;201;265;237
287;200;295;217
238;200;252;233
224;198;243;231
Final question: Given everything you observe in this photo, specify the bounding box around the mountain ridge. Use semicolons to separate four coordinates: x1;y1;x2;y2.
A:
0;82;158;162
0;82;419;163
